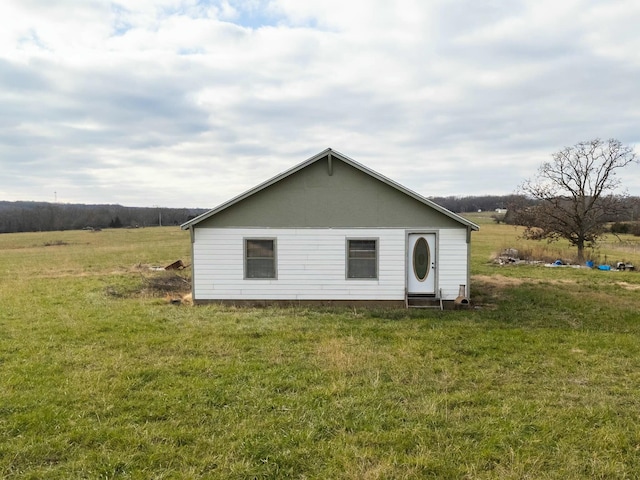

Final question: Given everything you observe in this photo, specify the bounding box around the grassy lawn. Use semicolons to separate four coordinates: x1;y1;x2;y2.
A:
1;224;639;478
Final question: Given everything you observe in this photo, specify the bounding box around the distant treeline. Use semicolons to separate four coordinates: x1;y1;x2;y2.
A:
0;201;208;234
428;195;528;213
2;195;639;234
430;194;640;221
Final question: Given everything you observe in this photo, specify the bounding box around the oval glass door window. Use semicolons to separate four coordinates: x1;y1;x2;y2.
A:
413;237;430;281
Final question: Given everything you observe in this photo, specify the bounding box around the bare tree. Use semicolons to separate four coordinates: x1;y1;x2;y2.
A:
514;138;638;261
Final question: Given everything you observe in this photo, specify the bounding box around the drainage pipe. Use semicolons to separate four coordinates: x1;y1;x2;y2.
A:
454;284;470;306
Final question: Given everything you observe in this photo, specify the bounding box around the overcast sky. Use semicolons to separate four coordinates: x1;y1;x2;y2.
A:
2;0;639;208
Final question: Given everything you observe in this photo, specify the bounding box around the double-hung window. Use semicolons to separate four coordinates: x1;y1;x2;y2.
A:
347;239;378;279
245;238;276;279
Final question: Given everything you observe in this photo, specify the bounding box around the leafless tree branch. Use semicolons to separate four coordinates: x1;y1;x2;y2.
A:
513;138;638;261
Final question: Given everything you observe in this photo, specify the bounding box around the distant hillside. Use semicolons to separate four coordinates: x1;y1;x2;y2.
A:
3;194;637;234
0;201;208;234
427;195;529;213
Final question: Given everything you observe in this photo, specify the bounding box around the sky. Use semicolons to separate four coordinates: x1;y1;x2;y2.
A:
1;0;640;208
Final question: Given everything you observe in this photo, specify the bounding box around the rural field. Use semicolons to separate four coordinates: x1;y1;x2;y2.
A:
1;217;639;479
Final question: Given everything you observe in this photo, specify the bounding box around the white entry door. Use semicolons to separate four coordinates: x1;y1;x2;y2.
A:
407;233;436;294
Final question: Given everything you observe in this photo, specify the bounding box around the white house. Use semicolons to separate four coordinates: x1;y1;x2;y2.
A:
181;149;479;307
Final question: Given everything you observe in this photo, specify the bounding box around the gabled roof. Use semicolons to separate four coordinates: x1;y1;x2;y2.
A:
181;148;479;231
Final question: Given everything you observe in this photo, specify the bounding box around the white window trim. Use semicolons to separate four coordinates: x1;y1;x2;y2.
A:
244;237;277;280
345;237;379;280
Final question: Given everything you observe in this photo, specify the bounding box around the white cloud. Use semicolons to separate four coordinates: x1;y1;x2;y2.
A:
0;0;639;207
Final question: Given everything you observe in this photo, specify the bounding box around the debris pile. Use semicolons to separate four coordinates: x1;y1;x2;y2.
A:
165;259;187;270
147;259;190;271
494;248;636;272
616;262;635;271
494;248;525;265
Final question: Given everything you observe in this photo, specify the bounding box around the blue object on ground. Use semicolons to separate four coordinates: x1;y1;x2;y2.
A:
554;260;563;266
598;265;611;271
586;260;594;268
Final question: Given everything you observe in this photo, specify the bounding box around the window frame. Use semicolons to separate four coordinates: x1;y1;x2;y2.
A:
345;237;379;280
244;237;277;280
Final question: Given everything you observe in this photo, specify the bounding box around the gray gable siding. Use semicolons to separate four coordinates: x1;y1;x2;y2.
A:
197;156;464;229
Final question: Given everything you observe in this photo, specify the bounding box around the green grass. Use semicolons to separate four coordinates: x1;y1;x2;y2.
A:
1;226;639;478
463;212;640;277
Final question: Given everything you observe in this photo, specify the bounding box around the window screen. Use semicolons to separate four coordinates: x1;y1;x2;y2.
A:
347;239;377;279
245;239;276;279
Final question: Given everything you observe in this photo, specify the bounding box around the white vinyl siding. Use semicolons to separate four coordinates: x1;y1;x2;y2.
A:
192;227;469;301
436;229;470;299
193;228;402;300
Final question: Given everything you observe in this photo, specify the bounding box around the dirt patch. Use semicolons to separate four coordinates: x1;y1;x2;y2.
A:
471;274;578;308
616;282;640;291
144;272;190;294
143;272;193;306
473;274;525;287
472;275;577;287
105;271;192;304
471;275;520;308
42;240;70;247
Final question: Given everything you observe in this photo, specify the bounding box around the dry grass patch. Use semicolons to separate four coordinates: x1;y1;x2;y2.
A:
473;274;526;287
316;338;357;373
472;274;580;308
616;281;640;291
315;337;375;376
473;274;578;287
